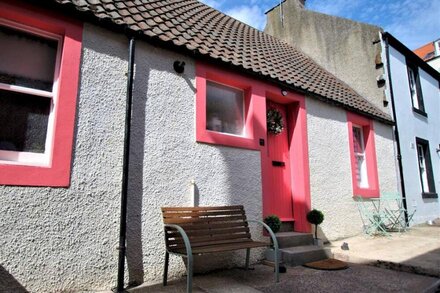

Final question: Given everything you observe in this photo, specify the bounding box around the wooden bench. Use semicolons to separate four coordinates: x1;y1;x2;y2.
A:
162;205;279;293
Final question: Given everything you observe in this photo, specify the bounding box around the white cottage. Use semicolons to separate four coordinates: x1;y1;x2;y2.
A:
382;32;440;224
0;0;398;291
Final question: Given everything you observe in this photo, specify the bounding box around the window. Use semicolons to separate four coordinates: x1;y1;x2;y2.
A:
407;63;425;115
415;138;437;198
0;2;82;186
0;22;61;166
347;113;379;198
352;126;368;188
206;81;244;136
196;63;259;150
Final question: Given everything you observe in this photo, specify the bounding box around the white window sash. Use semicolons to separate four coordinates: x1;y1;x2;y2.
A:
417;144;430;193
0;19;63;167
353;125;369;188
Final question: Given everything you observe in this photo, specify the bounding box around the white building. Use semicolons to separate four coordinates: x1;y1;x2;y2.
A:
382;32;440;224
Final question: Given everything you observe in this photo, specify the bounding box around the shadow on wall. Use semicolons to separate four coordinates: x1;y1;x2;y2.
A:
0;266;29;293
125;59;151;286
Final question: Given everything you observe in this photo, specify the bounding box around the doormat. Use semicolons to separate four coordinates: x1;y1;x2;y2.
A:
304;258;348;270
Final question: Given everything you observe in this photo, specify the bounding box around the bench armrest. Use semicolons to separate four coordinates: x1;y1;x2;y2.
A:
247;220;280;282
247;220;279;251
164;224;192;257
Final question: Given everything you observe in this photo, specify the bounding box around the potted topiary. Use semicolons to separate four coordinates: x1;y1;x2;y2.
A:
306;209;324;246
263;215;282;263
264;214;281;234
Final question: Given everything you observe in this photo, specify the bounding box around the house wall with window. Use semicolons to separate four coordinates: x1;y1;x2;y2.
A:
0;1;401;292
0;21;266;291
386;45;440;224
306;98;398;240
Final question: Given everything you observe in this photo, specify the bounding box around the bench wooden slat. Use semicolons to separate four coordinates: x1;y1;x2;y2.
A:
163;215;246;224
163;210;245;218
167;232;251;246
174;221;248;231
166;227;250;238
170;240;269;255
162;205;244;212
168;237;256;250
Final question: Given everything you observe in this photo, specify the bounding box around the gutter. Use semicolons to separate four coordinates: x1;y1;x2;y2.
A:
116;36;136;293
383;34;409;224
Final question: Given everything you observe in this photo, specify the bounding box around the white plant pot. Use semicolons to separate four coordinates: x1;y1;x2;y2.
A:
314;238;324;246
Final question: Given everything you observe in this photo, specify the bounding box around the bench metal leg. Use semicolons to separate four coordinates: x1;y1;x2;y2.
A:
163;251;169;286
245;248;250;270
186;254;193;293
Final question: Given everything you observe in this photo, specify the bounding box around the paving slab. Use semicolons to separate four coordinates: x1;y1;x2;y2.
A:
329;225;440;277
128;263;439;293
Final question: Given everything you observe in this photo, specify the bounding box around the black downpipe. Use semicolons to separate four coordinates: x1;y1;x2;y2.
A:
384;35;409;224
117;36;136;293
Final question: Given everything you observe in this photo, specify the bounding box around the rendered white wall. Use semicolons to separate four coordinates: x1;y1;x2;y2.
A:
0;24;128;292
388;46;440;224
306;98;398;240
0;24;264;292
129;39;264;285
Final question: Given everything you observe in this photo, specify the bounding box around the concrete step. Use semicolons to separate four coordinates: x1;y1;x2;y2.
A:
275;232;314;248
281;245;332;266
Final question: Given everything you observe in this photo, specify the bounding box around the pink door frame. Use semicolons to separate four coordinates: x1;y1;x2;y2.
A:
265;101;294;222
260;88;311;233
196;62;311;233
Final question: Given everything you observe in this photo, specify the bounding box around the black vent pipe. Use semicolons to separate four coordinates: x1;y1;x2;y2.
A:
116;36;136;293
384;34;409;224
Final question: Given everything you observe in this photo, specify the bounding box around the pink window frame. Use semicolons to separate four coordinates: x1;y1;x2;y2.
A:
0;0;82;187
347;112;379;198
196;62;258;150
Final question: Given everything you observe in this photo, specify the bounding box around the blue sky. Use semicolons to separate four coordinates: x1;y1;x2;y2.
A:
199;0;439;50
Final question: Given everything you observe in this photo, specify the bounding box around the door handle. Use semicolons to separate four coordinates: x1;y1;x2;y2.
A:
272;161;285;167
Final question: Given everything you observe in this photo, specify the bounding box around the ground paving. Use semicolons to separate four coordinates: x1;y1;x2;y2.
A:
127;225;440;293
330;225;440;278
127;263;439;292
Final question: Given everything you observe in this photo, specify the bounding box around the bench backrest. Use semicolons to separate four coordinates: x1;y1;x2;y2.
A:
162;205;252;251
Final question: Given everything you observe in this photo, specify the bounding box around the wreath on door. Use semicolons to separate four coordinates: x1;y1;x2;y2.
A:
267;108;284;135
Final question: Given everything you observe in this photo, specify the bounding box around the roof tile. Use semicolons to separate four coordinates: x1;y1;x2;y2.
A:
53;0;391;122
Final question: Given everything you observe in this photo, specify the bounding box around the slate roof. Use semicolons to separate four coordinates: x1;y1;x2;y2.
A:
53;0;392;123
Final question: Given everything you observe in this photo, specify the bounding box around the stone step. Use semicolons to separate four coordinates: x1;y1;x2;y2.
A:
275;232;314;248
281;245;332;266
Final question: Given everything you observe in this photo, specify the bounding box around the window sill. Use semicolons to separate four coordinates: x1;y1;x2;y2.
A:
412;107;427;117
197;130;258;150
422;192;438;199
353;187;380;198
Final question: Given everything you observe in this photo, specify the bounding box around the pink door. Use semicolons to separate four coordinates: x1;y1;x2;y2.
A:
264;101;294;221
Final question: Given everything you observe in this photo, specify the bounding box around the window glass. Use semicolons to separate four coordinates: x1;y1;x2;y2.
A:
0;25;57;92
417;144;429;192
206;81;244;135
353;126;368;188
408;67;419;109
0;89;50;153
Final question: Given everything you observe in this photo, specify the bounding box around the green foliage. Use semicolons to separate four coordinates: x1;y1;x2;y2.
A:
264;214;281;233
306;209;324;225
306;209;324;239
267;109;284;135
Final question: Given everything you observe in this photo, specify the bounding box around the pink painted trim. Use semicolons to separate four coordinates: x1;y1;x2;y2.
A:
0;0;83;187
196;62;259;150
196;61;312;232
289;100;312;232
347;112;380;198
261;89;311;233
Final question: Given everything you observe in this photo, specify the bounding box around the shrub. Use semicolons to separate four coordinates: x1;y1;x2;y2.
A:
306;209;324;239
264;214;281;234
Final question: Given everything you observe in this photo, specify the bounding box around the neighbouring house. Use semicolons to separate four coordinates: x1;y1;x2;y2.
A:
382;33;440;224
0;0;397;291
265;0;439;226
414;39;440;72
